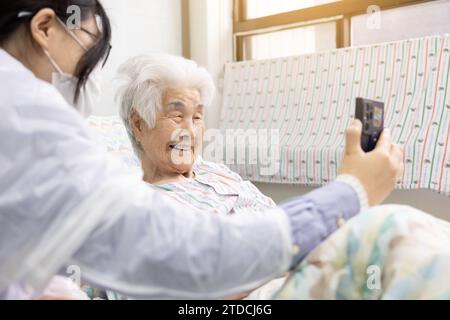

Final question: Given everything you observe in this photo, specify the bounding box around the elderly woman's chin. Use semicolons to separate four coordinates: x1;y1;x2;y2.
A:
166;149;197;174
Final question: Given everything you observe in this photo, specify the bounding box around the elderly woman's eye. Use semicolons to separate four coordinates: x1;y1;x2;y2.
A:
170;114;183;119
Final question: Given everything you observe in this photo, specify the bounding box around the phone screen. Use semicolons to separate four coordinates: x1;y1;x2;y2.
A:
373;106;383;128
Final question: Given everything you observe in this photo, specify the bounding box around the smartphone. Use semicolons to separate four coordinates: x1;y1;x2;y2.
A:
355;97;384;152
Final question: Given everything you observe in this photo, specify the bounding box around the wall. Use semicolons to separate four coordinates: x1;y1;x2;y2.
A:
254;183;449;221
188;0;234;131
352;0;450;46
95;0;183;116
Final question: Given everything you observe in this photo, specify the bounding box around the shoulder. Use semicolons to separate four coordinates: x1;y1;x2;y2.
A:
0;52;101;171
0;49;77;122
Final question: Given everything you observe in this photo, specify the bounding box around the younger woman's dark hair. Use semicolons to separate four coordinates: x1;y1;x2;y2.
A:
0;0;112;102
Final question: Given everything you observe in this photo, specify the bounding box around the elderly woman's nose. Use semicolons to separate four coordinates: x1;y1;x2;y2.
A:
178;129;192;140
179;118;197;134
172;126;194;143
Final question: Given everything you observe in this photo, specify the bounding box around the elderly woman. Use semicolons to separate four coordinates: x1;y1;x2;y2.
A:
116;54;276;216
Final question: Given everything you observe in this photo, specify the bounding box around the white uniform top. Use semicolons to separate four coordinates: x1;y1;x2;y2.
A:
0;49;292;299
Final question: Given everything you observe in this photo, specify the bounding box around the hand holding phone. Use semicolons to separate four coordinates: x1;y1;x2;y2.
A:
339;102;404;206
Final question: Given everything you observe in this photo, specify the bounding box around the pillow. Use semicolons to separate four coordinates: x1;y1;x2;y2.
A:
86;115;140;169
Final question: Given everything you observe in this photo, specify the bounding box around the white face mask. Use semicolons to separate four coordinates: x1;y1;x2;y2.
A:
43;49;101;118
42;17;102;118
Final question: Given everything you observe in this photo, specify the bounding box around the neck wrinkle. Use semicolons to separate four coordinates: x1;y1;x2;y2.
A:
141;156;194;185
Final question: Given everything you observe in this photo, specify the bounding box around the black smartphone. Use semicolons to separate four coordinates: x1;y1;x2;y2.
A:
355;97;384;152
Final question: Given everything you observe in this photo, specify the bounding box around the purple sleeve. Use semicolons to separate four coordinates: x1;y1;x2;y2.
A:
280;182;360;268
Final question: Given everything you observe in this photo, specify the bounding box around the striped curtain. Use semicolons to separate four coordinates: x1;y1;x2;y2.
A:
219;35;450;195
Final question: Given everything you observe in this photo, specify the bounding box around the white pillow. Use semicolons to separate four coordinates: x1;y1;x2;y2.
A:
86;115;140;169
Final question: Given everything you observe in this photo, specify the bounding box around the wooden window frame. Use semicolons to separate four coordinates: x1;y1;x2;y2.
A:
233;0;434;61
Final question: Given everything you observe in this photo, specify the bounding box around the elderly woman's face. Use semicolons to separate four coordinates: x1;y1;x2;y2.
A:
136;87;205;175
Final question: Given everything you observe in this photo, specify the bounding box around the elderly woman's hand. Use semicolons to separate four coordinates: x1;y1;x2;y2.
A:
338;119;404;207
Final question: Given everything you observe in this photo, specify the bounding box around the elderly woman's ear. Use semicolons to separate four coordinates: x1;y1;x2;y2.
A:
130;111;144;142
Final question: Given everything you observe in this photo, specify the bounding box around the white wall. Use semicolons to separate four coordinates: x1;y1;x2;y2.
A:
254;183;449;221
95;0;183;116
188;0;234;131
352;0;450;46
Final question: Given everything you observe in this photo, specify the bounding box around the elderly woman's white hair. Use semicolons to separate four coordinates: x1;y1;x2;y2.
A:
115;53;215;157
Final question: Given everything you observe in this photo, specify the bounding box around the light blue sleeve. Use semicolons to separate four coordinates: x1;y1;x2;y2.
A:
281;182;361;267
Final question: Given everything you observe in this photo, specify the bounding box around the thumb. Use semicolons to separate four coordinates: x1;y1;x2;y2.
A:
345;119;363;155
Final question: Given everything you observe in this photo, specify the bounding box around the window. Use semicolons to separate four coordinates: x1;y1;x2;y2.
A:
245;0;340;19
242;22;336;60
233;0;434;61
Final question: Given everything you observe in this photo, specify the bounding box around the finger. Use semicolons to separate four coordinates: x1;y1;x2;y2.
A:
375;128;392;152
345;119;363;155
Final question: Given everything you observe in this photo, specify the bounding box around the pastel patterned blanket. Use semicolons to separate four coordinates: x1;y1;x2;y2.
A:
275;205;450;299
